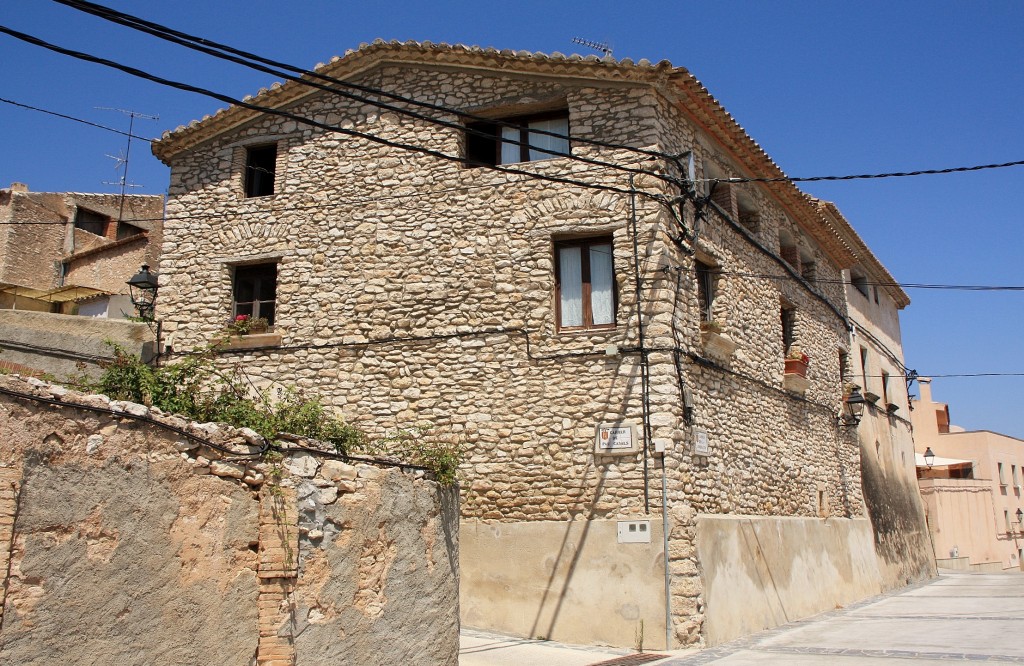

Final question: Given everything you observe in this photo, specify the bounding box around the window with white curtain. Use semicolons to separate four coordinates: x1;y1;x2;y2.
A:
466;110;570;166
555;237;615;330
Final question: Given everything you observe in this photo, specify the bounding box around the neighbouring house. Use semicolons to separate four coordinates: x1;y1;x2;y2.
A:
0;182;163;317
912;378;1024;571
151;40;932;648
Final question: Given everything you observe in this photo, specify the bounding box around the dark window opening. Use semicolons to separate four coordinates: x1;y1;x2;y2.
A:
851;271;869;298
695;260;716;323
233;263;277;325
245;144;277;197
801;261;817;283
860;347;870;393
116;222;145;240
781;304;796;354
74;208;110;236
881;370;890;405
555;237;615;330
466;110;569;167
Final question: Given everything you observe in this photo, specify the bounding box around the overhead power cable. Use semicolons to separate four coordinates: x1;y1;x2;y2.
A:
0;24;665;203
52;0;681;182
710;159;1024;184
709;269;1024;292
0;96;153;142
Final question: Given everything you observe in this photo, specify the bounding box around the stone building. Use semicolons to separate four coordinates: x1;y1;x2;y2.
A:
0;182;163;317
151;41;930;648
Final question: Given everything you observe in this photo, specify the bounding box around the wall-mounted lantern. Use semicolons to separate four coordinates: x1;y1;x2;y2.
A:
923;447;936;468
127;264;159;321
840;386;867;427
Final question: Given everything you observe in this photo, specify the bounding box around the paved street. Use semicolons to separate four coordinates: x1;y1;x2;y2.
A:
460;571;1024;665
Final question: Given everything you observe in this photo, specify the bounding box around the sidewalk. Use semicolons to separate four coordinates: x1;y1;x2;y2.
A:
460;570;1024;665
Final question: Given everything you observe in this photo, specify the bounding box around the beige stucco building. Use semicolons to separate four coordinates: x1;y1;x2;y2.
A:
912;378;1024;571
150;41;932;648
0;182;163;317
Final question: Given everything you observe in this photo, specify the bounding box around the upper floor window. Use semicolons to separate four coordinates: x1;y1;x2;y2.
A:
116;222;145;240
780;303;796;354
244;144;277;197
74;208;110;237
850;270;870;298
466;110;570;167
233;263;277;325
555;237;615;330
695;260;716;323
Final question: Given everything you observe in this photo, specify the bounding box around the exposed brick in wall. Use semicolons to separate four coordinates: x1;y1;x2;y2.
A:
257;488;299;666
0;467;20;631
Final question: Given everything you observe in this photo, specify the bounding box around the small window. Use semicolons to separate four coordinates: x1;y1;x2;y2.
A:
466;110;570;167
555;237;615;330
233;263;277;325
801;261;817;283
781;304;796;354
244;144;277;197
999;462;1006;486
851;271;869;298
1012;464;1019;487
695;260;716;323
74;208;110;236
881;371;890;405
116;222;145;240
860;347;870;392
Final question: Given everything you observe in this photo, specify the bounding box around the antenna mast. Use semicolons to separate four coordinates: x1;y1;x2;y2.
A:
97;107;158;222
571;37;613;58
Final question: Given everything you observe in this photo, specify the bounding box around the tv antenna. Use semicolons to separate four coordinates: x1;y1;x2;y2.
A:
96;107;159;222
571;37;613;58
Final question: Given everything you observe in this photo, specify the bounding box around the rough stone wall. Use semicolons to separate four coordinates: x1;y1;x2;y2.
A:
154;58;867;647
0;189;66;290
0;373;459;666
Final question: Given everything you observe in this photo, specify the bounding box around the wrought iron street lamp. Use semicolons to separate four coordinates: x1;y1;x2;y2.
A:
127;264;158;321
923;447;936;468
840;386;867;427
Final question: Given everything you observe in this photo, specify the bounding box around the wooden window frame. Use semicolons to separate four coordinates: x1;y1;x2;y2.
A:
554;237;616;331
466;110;570;167
232;263;277;325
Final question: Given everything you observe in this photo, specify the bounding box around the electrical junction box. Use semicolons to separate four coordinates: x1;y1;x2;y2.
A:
617;520;651;544
595;422;638;457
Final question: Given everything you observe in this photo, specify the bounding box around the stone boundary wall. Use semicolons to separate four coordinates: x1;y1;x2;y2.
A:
0;309;156;380
0;373;458;666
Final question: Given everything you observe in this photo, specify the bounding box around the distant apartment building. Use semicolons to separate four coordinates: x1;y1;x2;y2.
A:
0;182;163;317
913;378;1024;571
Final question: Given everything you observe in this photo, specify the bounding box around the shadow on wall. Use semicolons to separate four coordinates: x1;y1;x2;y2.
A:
859;441;935;585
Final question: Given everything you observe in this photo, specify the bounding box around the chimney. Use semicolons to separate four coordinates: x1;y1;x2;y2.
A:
918;377;933;403
9;182;28;192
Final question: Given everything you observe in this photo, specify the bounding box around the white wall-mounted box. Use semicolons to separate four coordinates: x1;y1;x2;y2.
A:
617;520;651;543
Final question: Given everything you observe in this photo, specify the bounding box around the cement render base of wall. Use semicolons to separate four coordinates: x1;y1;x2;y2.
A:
696;515;885;646
460;518;668;650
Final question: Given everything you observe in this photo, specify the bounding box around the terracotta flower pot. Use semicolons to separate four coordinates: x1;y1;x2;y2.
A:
784;357;809;377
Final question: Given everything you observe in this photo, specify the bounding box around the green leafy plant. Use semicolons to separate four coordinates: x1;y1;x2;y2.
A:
75;343;459;484
364;425;461;486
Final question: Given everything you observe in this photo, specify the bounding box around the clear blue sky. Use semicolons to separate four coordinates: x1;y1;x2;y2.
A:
2;1;1022;437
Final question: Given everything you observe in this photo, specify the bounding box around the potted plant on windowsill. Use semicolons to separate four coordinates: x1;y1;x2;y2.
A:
784;347;809;378
227;314;269;336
